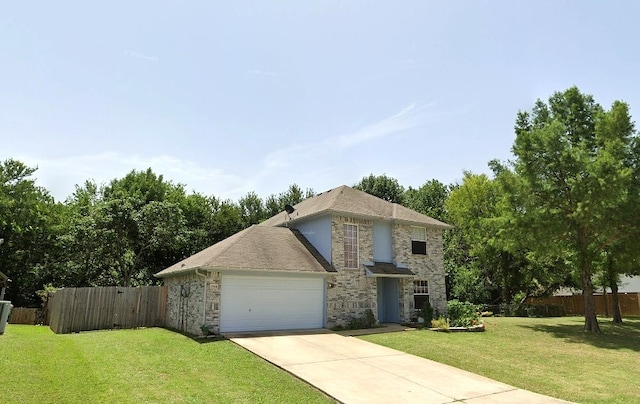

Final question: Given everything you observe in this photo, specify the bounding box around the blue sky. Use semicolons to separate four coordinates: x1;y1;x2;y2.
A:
2;1;639;202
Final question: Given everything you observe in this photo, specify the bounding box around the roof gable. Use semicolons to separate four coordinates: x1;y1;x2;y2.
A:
260;185;451;229
155;225;335;277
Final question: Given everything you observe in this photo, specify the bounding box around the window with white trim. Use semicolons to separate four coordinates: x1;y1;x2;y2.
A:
413;280;430;310
411;226;427;255
343;223;358;268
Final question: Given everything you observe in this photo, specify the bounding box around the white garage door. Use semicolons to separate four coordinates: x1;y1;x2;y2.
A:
220;274;325;332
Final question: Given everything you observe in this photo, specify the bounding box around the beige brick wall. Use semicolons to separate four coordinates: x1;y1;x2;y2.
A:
164;271;221;336
393;225;447;315
327;216;447;327
327;215;377;327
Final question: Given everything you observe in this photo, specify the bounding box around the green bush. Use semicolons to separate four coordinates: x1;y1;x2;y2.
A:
343;309;378;330
431;316;449;330
447;300;480;327
420;301;434;325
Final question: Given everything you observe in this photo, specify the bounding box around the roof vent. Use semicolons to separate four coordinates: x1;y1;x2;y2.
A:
284;204;295;227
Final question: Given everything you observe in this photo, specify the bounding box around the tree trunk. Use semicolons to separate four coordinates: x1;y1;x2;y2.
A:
611;281;623;324
500;251;512;305
582;265;600;333
576;229;600;333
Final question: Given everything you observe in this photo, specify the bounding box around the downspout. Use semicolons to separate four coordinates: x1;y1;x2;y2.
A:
195;269;207;330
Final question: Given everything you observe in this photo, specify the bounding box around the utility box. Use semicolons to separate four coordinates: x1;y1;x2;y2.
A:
0;301;12;334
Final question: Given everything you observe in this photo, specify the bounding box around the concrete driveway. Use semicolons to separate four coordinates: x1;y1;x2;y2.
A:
229;330;570;404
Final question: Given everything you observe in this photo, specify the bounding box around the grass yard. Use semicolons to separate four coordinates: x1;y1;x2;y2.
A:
0;325;333;404
360;316;640;403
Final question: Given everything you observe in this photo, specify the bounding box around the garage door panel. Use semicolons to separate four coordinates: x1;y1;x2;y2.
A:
220;274;324;332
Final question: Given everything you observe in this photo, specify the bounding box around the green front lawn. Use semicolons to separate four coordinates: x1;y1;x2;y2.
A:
1;325;332;403
360;316;640;403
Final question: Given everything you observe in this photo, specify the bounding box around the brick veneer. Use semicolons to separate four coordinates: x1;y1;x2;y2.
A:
327;215;447;328
164;271;221;335
164;215;447;335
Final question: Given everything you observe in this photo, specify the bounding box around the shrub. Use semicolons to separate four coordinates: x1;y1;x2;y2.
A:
420;301;434;326
431;316;449;330
343;309;378;330
200;324;214;336
447;300;480;327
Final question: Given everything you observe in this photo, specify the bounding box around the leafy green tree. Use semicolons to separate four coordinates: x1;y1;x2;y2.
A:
239;191;266;227
264;184;313;218
57;181;114;286
98;169;189;286
597;237;640;324
509;87;638;332
206;197;244;243
0;159;59;305
405;179;449;222
446;172;514;303
354;174;405;204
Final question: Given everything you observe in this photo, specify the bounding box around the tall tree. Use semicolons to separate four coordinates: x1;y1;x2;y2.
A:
57;181;114;286
354;174;405;204
597;236;640;324
510;87;638;333
446;172;525;304
0;159;58;305
405;179;449;222
264;184;314;218
238;191;266;227
99;169;188;286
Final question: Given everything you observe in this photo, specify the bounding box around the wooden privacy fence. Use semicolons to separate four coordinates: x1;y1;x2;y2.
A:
48;286;168;334
8;307;38;325
527;293;640;317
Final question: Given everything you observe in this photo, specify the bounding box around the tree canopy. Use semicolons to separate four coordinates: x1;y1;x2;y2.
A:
2;86;639;334
506;87;639;332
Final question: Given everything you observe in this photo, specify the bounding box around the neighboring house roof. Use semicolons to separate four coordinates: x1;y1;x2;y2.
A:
155;225;336;278
364;262;414;277
260;185;452;229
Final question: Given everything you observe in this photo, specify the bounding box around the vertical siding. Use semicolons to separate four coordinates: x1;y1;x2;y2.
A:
294;214;332;262
373;221;393;262
47;286;167;334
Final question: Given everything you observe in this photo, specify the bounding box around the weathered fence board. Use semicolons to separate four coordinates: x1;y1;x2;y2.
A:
8;307;38;325
48;286;167;334
528;293;640;316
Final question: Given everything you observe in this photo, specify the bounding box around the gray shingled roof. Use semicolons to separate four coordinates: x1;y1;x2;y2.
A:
155;225;335;278
260;185;452;229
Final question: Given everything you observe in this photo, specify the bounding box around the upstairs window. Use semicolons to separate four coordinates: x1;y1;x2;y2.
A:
344;224;358;268
411;226;427;255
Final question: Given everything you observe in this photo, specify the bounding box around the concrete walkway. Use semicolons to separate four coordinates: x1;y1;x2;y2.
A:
228;330;571;404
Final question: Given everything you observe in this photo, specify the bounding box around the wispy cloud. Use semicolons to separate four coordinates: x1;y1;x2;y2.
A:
248;69;278;77
21;152;243;201
124;50;160;62
263;102;432;172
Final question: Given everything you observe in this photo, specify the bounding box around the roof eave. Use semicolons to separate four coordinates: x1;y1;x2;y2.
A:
156;265;334;278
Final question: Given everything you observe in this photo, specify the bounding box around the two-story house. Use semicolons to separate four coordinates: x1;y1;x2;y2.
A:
156;185;451;335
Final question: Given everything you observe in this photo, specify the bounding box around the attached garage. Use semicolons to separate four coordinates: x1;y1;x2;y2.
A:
156;225;336;335
220;273;325;332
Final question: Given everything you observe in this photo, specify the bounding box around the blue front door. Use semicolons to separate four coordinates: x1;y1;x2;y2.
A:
377;278;400;323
